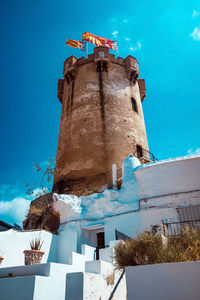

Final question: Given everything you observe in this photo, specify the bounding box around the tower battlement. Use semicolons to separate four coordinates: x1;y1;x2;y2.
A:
58;46;142;103
54;46;148;196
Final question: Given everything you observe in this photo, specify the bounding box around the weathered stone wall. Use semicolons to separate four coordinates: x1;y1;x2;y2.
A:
53;46;149;195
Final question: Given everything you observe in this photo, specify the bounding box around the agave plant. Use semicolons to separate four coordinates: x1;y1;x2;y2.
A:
30;237;44;251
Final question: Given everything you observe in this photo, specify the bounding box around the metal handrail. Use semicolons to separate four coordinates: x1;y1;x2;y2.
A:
134;148;158;162
95;245;109;260
115;229;131;241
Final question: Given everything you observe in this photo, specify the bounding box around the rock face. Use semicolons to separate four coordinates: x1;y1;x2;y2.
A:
23;193;60;234
53;46;149;196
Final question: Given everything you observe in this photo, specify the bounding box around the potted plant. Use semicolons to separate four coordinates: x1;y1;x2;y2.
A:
0;251;4;266
24;237;44;265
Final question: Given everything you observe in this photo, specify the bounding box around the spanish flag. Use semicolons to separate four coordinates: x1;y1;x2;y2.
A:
65;39;85;51
82;32;118;52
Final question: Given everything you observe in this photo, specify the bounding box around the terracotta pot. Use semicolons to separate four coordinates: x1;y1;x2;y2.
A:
23;250;44;265
0;256;4;265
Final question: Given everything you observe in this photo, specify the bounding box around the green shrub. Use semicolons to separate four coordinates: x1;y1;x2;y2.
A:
114;227;200;269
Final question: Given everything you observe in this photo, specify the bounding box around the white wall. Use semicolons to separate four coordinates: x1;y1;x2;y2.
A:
140;189;200;232
0;276;36;300
104;212;141;242
55;155;200;254
0;229;57;267
140;190;200;211
141;207;178;232
58;210;142;259
81;226;104;248
57;224;78;264
57;189;199;259
2;155;199;270
66;260;127;300
0;263;86;300
126;261;200;300
135;155;200;199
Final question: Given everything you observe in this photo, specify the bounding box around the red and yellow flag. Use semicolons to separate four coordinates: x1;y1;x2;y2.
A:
82;32;102;46
82;32;118;52
65;39;85;51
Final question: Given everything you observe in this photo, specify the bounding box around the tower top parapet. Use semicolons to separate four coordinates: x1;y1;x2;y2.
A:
63;46;139;85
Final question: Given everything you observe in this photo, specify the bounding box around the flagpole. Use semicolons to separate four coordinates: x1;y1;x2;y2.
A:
86;42;88;59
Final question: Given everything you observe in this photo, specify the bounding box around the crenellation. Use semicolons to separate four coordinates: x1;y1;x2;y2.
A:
76;56;85;63
63;56;77;71
63;56;78;83
124;55;139;83
62;52;140;82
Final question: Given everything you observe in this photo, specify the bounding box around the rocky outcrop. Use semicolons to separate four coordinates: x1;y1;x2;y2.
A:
23;193;60;234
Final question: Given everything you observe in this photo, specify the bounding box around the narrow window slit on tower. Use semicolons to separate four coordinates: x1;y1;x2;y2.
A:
103;61;108;72
65;75;69;84
131;97;138;113
71;80;74;107
97;61;101;72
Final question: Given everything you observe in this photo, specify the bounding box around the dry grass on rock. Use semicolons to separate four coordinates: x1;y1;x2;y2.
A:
106;271;115;286
114;227;200;269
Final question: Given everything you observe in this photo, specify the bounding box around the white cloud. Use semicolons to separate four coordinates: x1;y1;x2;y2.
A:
123;19;128;23
129;41;142;52
0;183;49;225
187;148;200;155
190;27;200;41
192;10;200;18
125;37;130;41
0;197;31;225
112;30;118;38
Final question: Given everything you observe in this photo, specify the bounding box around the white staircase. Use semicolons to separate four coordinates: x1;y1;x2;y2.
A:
0;242;126;300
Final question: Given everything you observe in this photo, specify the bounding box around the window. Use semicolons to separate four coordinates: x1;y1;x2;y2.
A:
136;145;143;158
131;97;138;112
99;52;105;58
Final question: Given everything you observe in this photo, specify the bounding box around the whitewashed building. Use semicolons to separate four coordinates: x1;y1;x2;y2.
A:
0;153;200;300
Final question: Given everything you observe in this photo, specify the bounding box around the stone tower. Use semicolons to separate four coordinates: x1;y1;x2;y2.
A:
53;46;149;196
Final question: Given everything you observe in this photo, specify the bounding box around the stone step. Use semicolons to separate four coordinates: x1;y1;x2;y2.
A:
85;259;114;275
81;244;96;261
0;263;51;278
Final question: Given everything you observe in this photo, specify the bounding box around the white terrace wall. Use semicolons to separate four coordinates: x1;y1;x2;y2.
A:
140;190;200;232
0;229;57;267
66;260;127;300
57;209;142;263
1;155;199;268
126;261;200;300
54;155;200;255
56;191;199;260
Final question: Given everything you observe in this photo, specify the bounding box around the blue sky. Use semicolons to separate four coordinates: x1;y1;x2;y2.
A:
0;0;200;225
